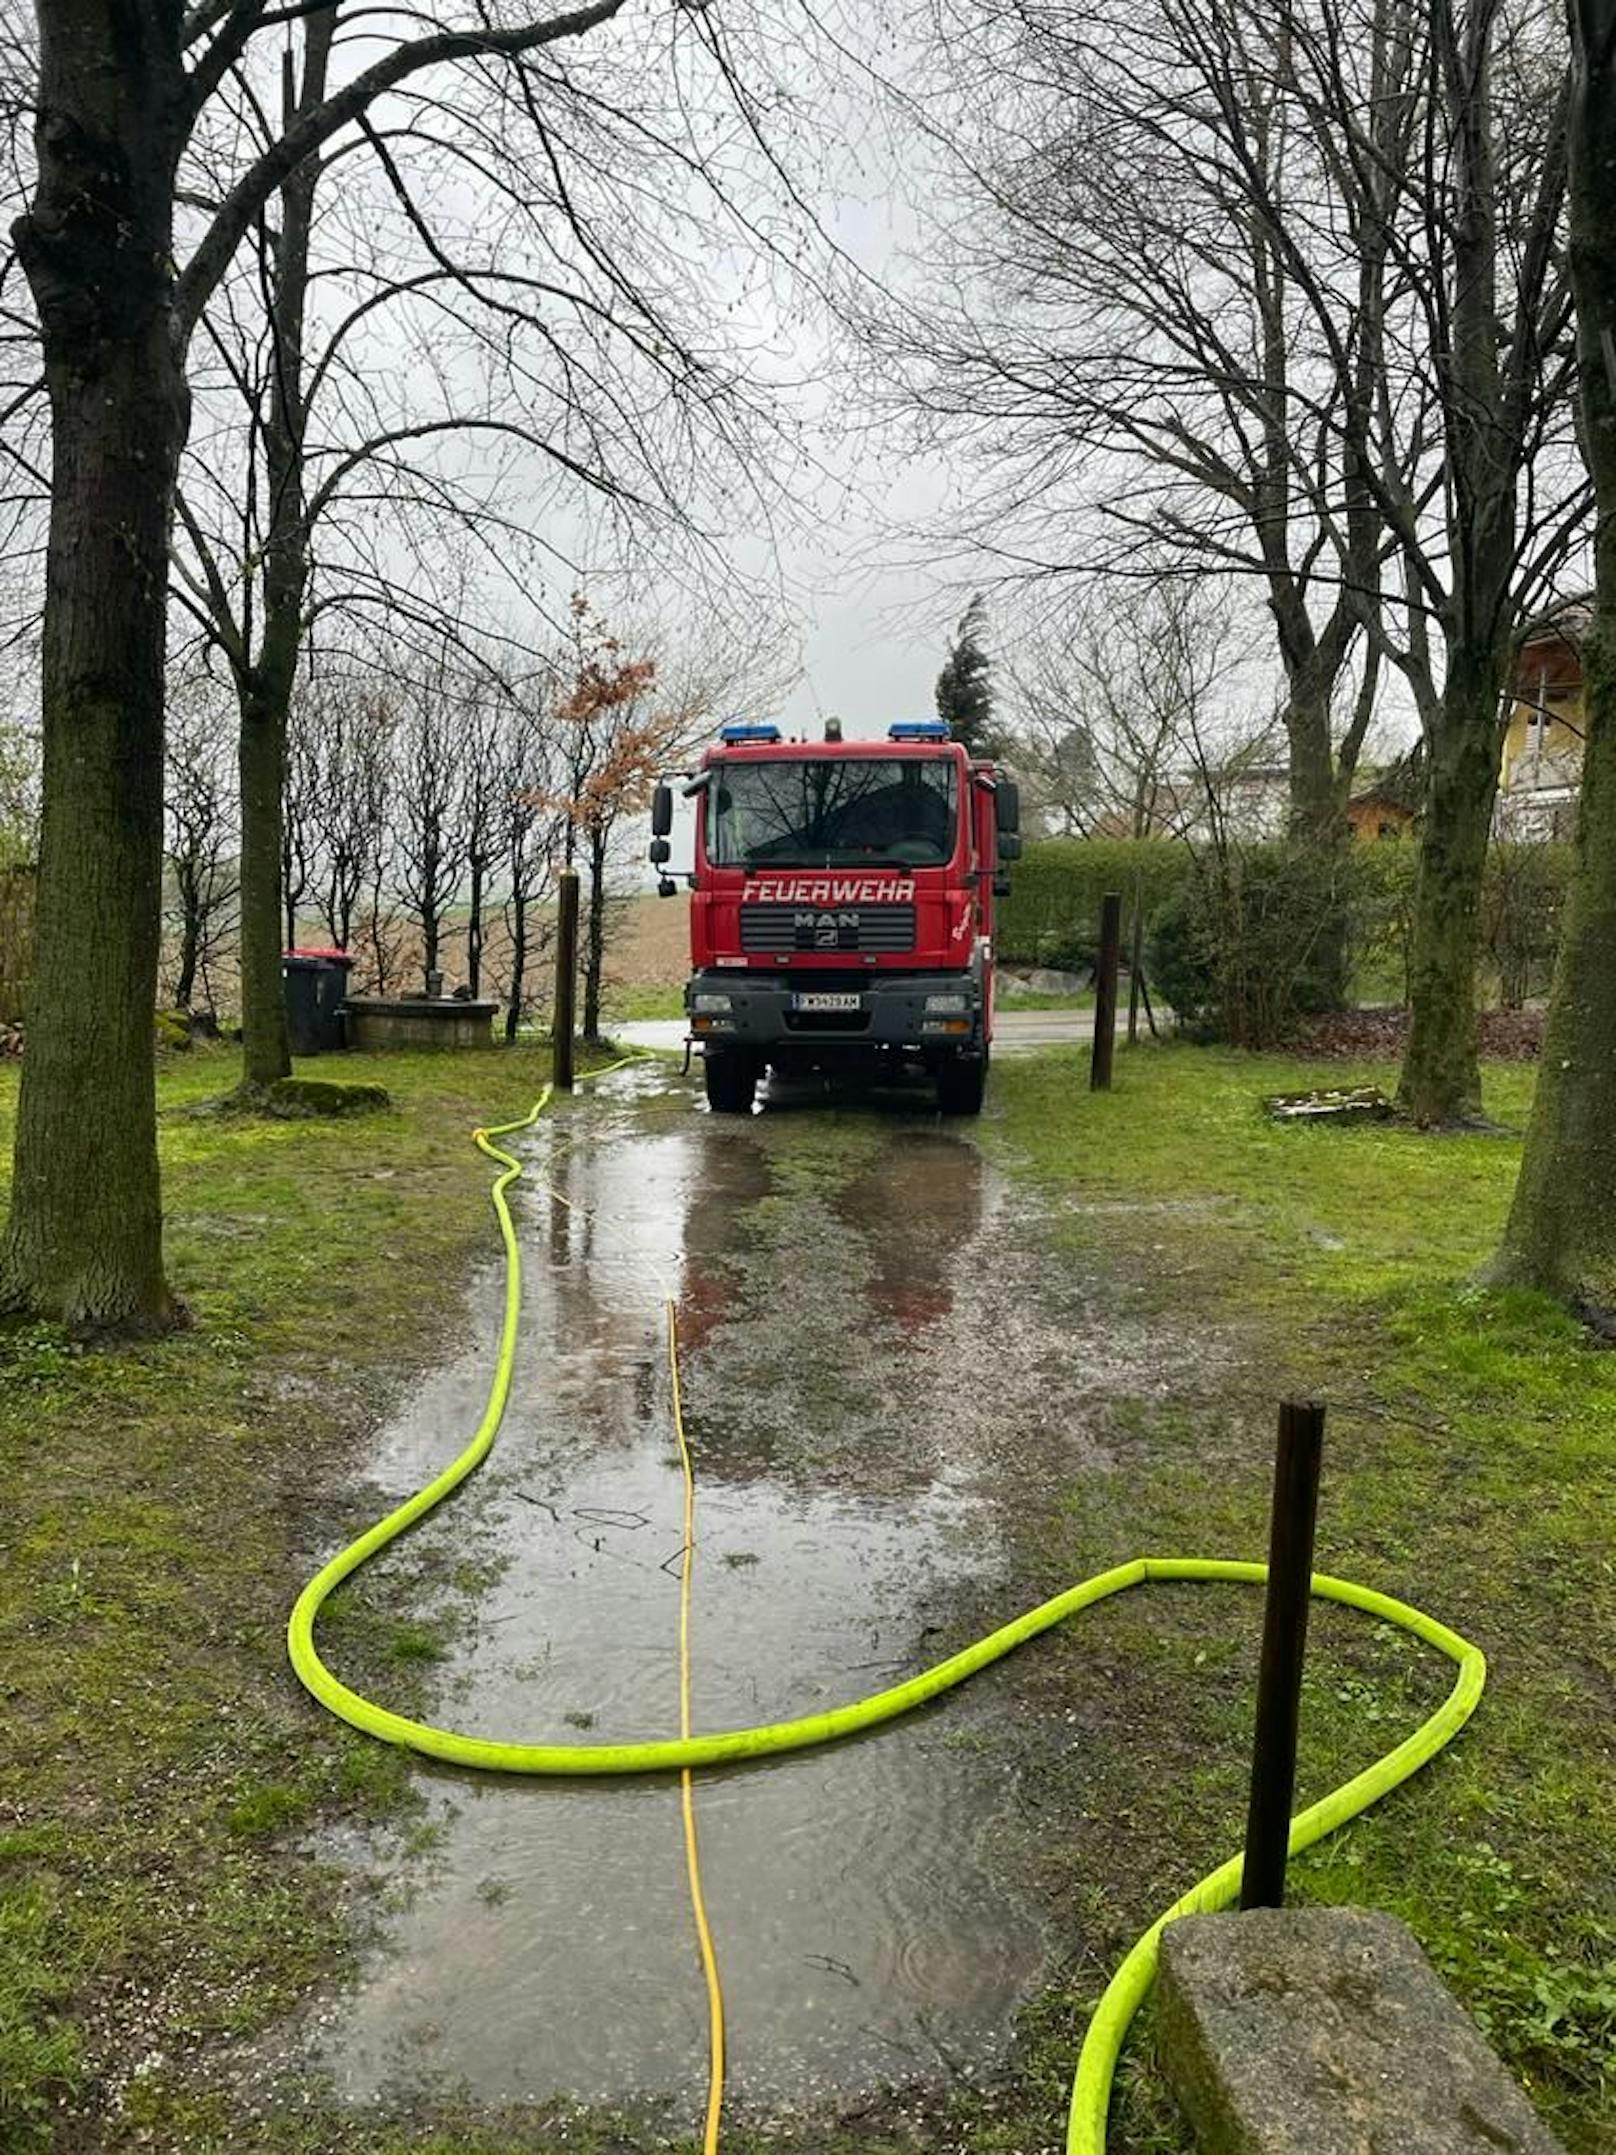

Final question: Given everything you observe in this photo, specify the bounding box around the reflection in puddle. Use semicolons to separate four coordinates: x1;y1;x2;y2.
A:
308;1074;1051;2114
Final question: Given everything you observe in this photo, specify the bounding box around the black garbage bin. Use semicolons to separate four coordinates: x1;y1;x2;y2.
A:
282;948;355;1054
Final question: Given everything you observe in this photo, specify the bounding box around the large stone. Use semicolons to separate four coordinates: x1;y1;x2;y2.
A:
1157;1908;1564;2155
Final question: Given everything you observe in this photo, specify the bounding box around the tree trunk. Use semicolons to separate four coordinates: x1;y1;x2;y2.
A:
1494;612;1616;1316
1282;684;1344;844
422;897;440;987
0;25;186;1332
583;830;608;1041
1491;1;1616;1322
240;675;292;1084
506;896;526;1043
1282;679;1354;1010
237;14;332;1092
175;870;201;1008
367;885;392;995
1397;644;1507;1125
1396;6;1532;1127
467;856;484;996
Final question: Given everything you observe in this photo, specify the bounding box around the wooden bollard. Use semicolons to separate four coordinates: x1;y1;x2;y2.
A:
552;866;579;1092
1240;1399;1327;1909
1090;890;1122;1091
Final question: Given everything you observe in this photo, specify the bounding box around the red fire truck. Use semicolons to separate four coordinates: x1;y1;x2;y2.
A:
649;719;1021;1115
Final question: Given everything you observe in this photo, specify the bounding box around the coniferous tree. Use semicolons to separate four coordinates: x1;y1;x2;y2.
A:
935;595;998;756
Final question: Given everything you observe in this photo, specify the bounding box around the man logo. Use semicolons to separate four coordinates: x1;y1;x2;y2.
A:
794;907;861;949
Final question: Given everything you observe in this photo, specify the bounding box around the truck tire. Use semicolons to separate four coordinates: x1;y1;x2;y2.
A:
936;1054;986;1116
704;1051;759;1114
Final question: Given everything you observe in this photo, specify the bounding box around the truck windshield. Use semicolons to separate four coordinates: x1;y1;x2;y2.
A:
706;757;958;868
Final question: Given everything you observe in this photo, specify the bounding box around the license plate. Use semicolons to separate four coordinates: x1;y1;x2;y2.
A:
792;991;861;1012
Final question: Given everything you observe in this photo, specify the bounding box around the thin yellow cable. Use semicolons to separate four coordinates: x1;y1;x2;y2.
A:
287;1070;1488;2155
668;1298;727;2155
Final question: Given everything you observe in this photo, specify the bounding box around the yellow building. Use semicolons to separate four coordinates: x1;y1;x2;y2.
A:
1502;604;1587;836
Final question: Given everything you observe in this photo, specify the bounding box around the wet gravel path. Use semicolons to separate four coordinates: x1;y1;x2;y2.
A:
282;1063;1214;2128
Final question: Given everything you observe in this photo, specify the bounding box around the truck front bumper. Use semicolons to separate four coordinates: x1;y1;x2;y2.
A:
685;970;984;1058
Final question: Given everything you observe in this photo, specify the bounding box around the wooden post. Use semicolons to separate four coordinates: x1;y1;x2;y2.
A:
1139;965;1160;1040
1090;890;1122;1091
1240;1399;1327;1910
1127;883;1145;1045
552;866;579;1092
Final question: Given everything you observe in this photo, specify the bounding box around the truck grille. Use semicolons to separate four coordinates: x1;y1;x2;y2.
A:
740;903;916;955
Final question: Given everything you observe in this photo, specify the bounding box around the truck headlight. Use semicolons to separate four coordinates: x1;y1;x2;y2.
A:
924;993;969;1013
692;993;733;1013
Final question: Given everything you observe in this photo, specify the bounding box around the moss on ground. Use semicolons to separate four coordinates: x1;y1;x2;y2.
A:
258;1076;393;1118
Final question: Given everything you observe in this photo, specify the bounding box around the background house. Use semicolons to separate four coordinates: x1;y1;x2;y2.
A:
1501;601;1588;838
1347;751;1423;841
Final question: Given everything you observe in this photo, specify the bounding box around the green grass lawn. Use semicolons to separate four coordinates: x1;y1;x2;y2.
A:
986;1046;1615;2154
0;1040;629;2155
997;986;1098;1011
599;982;685;1021
0;1038;1610;2153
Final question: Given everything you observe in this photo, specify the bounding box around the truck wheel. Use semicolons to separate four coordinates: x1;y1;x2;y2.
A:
936;1055;986;1116
704;1052;758;1114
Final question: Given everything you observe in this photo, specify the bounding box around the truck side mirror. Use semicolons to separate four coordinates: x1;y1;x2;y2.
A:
657;876;678;899
649;836;671;865
651;782;673;837
995;781;1021;835
993;874;1012;897
999;831;1023;861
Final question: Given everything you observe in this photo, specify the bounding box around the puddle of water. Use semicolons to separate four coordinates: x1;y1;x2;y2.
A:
305;1077;1052;2115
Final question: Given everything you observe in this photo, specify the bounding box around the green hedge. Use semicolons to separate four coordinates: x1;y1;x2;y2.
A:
996;838;1191;965
1345;838;1572;1006
999;833;1575;1017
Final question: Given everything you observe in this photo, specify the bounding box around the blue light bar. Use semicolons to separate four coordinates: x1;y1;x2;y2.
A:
888;719;951;741
719;721;782;744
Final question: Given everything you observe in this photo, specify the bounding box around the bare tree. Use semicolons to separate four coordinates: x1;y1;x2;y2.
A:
162;681;239;1013
1006;576;1259;839
169;5;699;1091
890;0;1585;1111
357;833;408;1000
299;674;394;958
282;689;321;952
0;0;647;1329
497;688;562;1040
459;681;506;1000
1;0;832;1330
885;0;1407;836
391;649;472;992
1492;0;1616;1321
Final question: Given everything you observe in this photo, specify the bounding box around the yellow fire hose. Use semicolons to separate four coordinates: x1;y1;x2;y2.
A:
287;1069;1486;2154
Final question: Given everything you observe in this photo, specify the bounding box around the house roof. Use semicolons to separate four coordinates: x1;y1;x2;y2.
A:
1349;748;1424;815
1518;595;1593;659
